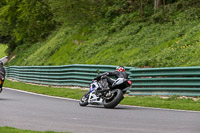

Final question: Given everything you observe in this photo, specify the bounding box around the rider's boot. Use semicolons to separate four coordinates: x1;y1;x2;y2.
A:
105;90;112;97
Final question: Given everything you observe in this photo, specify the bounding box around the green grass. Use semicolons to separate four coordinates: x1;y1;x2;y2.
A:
6;3;200;68
0;44;7;58
4;80;87;100
4;80;200;111
121;96;200;111
0;127;70;133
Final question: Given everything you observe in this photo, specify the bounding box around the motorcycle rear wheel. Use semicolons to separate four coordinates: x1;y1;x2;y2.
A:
79;92;90;106
103;89;123;108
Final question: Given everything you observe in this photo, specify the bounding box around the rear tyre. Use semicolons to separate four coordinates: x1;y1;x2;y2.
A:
103;89;123;108
79;92;90;106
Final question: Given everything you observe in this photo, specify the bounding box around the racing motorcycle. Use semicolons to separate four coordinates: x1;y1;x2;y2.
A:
79;73;132;108
0;77;3;93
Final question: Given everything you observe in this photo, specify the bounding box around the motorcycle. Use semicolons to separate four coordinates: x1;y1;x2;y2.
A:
79;72;132;108
0;77;3;93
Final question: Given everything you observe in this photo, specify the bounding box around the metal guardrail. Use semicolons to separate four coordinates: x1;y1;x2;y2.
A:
129;67;200;96
5;65;200;96
5;64;133;87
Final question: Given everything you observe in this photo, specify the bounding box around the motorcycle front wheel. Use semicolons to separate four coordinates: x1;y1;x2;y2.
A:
79;91;90;106
103;89;123;108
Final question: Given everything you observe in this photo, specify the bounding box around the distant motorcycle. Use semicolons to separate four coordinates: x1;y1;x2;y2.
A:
79;72;132;108
0;77;3;93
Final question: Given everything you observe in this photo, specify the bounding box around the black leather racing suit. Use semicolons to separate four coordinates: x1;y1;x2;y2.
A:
0;65;5;91
96;71;129;89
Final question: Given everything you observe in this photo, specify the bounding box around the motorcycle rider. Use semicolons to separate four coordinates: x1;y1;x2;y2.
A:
94;66;129;91
0;61;5;93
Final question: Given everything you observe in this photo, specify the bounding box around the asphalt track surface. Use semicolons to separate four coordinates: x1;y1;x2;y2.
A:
0;88;200;133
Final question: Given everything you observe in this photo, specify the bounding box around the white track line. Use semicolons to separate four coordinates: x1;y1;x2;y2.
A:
5;87;200;113
5;87;79;102
120;104;200;113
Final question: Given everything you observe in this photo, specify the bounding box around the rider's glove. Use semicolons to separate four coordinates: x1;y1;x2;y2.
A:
94;75;101;81
103;72;109;76
94;72;109;81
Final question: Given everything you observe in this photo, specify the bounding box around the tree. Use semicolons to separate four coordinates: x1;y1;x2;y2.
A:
0;0;21;47
0;0;55;52
48;0;104;25
13;0;55;43
154;0;166;13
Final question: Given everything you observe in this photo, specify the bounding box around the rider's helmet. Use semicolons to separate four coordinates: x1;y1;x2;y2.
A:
116;66;125;72
0;61;3;66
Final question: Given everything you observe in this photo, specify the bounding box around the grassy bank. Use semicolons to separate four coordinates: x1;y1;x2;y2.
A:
7;1;200;68
0;127;70;133
121;96;200;111
4;80;87;100
0;44;7;58
4;80;200;111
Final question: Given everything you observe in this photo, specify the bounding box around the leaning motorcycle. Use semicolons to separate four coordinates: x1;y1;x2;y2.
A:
0;77;3;93
79;75;132;108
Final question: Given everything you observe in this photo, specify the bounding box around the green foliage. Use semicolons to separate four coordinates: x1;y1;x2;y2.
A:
0;0;55;52
8;26;70;66
0;43;7;58
121;96;200;111
13;0;55;43
150;0;200;24
5;0;200;68
48;0;104;25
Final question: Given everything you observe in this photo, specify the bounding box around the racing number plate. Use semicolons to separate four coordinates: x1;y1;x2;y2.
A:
0;80;2;84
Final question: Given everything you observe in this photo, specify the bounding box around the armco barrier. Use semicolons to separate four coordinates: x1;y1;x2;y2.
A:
5;64;133;87
129;67;200;96
5;65;200;96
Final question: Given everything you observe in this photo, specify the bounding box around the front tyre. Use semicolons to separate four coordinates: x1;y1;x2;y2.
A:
79;92;90;106
103;89;123;108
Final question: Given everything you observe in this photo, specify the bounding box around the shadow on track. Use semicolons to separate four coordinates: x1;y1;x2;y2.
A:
0;98;12;101
84;105;143;110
